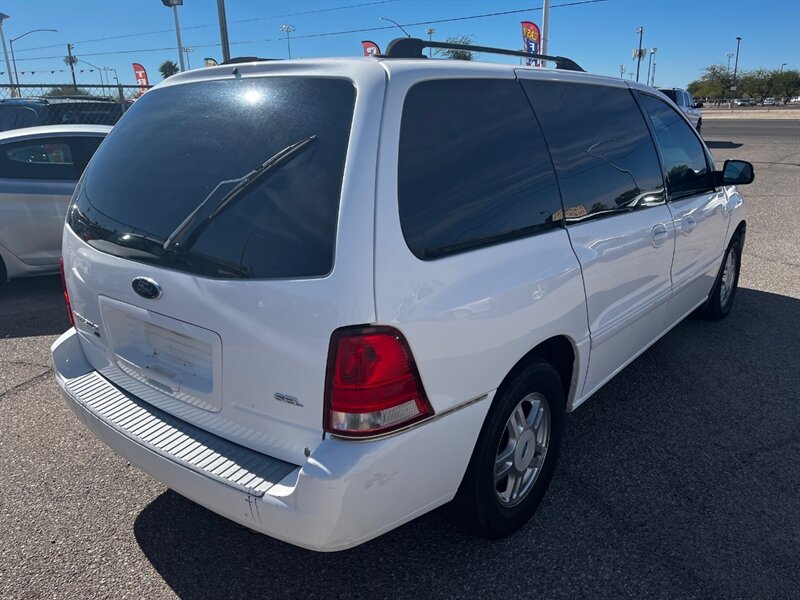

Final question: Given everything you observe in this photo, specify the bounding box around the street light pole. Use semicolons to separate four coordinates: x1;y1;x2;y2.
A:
280;25;295;59
646;47;656;87
634;26;644;82
217;0;230;63
619;64;625;79
183;47;194;70
541;0;550;67
732;36;742;90
0;13;16;89
780;63;787;72
726;52;734;73
161;0;185;71
651;55;657;87
77;58;106;95
425;28;435;57
380;16;411;38
10;29;57;95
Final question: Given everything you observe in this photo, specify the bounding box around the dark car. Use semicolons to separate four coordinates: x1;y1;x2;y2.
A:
0;97;125;132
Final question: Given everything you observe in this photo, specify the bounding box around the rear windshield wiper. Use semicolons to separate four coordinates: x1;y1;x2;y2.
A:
163;135;317;252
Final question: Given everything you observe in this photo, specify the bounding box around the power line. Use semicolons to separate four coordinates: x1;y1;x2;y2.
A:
12;0;399;54
13;0;608;64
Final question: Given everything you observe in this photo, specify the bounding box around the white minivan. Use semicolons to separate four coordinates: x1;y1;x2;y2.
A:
52;39;753;551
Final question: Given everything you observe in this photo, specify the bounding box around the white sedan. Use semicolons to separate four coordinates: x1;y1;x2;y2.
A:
0;124;110;283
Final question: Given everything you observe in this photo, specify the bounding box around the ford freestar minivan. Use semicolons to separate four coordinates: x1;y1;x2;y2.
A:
52;39;753;551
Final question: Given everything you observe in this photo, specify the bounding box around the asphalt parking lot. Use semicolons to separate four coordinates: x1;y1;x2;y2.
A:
1;119;798;599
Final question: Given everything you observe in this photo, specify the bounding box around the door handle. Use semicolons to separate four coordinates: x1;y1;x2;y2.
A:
681;215;697;236
651;223;669;248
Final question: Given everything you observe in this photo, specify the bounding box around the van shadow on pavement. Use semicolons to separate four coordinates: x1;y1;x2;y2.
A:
0;276;70;339
133;286;800;599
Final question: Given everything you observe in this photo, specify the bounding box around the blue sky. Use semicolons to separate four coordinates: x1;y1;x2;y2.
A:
1;0;798;88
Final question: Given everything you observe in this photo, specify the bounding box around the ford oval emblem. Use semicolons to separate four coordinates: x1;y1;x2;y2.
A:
132;277;162;300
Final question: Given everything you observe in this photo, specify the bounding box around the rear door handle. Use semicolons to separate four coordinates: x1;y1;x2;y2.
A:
651;223;669;248
681;215;697;235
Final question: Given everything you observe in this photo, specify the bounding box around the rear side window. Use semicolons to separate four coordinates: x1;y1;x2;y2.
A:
521;80;665;222
0;137;78;180
640;93;713;200
398;79;562;259
69;77;356;279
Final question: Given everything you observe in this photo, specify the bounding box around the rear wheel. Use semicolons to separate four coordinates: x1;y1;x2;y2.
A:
452;361;565;538
700;237;741;320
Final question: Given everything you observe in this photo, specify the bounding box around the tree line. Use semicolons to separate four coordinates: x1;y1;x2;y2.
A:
687;65;800;100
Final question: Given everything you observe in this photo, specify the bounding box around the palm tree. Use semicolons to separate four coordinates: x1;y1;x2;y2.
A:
159;60;180;79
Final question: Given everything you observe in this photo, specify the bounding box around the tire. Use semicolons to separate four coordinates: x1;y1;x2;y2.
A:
700;237;742;320
451;361;565;538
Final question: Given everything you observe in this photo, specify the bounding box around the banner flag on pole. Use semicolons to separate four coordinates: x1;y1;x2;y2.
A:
361;40;381;57
521;21;541;67
132;63;150;94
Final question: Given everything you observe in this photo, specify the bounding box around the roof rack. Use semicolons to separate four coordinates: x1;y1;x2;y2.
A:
221;56;281;65
381;37;585;73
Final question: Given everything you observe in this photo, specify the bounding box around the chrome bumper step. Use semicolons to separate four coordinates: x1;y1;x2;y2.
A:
65;372;296;496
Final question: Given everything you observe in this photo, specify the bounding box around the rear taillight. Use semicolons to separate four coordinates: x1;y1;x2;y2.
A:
324;326;433;437
59;257;75;327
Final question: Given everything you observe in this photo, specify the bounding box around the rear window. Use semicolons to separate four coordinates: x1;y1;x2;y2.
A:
0;106;38;131
68;77;356;279
660;89;678;104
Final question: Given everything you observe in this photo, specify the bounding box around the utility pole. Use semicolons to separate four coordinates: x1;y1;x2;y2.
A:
280;24;295;59
66;43;77;86
425;28;435;57
0;13;16;89
541;0;550;67
732;36;742;92
217;0;230;63
619;64;625;79
634;26;644;82
650;58;656;87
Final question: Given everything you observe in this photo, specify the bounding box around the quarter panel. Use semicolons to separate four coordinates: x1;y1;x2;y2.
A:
374;68;589;414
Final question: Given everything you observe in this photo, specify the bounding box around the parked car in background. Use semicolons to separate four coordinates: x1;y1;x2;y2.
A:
790;96;800;103
762;97;777;106
0;124;110;283
733;98;756;106
53;43;752;551
0;97;124;132
658;87;703;131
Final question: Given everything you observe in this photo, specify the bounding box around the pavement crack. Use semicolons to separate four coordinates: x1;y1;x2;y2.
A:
0;369;53;401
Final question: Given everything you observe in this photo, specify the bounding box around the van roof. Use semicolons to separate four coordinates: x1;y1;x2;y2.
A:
155;54;642;94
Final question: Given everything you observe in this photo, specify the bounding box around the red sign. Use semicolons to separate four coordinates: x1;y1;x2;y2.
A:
521;21;541;67
132;63;150;95
361;40;381;57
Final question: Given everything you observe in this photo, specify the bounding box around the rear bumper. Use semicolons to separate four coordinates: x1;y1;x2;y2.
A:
51;329;490;551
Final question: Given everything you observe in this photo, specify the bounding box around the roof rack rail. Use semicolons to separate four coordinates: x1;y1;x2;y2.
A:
381;37;585;72
221;56;281;65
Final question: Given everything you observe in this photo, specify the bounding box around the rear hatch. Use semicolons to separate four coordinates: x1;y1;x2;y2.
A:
61;64;383;464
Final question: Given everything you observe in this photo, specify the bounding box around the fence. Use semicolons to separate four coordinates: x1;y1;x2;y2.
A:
0;84;152;128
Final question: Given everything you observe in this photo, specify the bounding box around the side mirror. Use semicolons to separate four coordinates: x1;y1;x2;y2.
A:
693;101;704;108
716;160;754;186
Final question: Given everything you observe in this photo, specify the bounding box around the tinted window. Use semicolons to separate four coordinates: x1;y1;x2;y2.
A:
43;102;124;127
0;106;38;131
68;77;355;279
398;79;562;259
0;137;78;180
522;81;665;222
660;89;678;104
640;93;713;200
